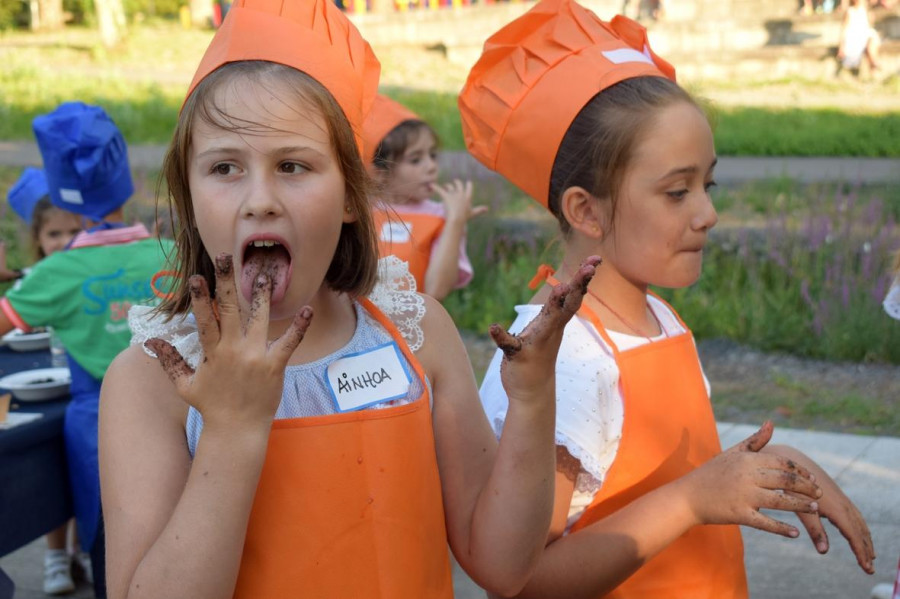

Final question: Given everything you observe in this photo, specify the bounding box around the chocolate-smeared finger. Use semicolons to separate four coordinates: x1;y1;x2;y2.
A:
731;421;773;453
795;511;830;554
489;324;523;360
145;338;195;393
213;253;241;335
189;275;220;349
248;273;273;340
745;509;800;539
762;489;819;514
832;508;876;573
271;306;314;360
541;257;601;325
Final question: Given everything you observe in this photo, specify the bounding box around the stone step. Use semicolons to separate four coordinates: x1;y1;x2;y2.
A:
670;39;900;80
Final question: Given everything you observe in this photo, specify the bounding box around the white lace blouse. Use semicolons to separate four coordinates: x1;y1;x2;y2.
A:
884;277;900;321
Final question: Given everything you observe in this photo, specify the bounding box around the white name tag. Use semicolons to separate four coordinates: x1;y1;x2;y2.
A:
380;221;411;243
59;188;84;205
325;342;412;412
602;47;654;66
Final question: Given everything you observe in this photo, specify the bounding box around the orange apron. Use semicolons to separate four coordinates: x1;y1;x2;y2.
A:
232;298;453;599
536;268;747;599
373;208;444;290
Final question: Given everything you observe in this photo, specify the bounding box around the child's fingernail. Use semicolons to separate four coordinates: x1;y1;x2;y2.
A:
789;528;799;538
809;501;818;511
818;542;827;552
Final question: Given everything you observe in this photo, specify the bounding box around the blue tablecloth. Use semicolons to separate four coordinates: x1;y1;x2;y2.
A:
0;346;73;558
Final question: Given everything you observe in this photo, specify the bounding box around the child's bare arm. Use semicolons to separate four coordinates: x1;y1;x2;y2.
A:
100;256;312;599
425;179;486;300
762;444;876;574
425;258;598;596
492;422;823;599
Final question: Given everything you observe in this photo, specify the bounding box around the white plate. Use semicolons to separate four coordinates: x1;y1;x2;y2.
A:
3;330;51;352
0;367;71;402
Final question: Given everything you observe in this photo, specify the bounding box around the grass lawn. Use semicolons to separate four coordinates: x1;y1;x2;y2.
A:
0;22;898;154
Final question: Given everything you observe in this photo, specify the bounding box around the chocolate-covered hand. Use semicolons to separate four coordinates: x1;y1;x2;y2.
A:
145;253;312;429
490;256;601;407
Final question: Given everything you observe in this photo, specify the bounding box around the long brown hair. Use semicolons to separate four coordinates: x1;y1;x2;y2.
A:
548;76;698;236
157;61;379;316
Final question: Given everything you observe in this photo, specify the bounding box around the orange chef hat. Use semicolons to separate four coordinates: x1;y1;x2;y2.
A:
458;0;675;208
362;94;422;163
187;0;380;151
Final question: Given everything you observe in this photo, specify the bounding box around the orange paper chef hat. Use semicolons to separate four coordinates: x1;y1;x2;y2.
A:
458;0;675;207
187;0;380;151
362;94;422;163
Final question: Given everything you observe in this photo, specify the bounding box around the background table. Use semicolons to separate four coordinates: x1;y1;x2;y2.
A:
0;346;73;558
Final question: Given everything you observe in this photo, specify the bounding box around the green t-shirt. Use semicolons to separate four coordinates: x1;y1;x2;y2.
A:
5;237;174;379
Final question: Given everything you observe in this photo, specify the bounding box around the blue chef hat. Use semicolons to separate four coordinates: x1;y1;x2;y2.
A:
7;167;49;224
32;102;134;221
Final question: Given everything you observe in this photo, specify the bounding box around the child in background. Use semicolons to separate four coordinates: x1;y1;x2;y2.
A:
2;168;83;283
463;1;874;596
100;2;595;598
6;167;86;595
363;94;486;300
838;0;881;74
9;168;84;258
0;102;175;599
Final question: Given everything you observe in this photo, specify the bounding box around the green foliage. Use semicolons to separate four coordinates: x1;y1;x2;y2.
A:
381;88;900;157
711;107;900;157
0;0;29;30
658;182;900;364
0;65;182;142
443;213;560;332
381;86;464;152
447;180;900;365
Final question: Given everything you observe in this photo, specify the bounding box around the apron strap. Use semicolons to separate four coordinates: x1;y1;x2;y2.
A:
358;297;432;411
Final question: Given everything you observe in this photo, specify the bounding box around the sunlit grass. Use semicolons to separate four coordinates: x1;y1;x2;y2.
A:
1;22;897;154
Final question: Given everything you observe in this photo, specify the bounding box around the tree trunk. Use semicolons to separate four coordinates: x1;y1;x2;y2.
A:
94;0;125;47
189;0;213;27
36;0;65;29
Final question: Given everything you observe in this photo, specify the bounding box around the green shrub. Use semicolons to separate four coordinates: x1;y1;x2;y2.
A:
445;180;900;365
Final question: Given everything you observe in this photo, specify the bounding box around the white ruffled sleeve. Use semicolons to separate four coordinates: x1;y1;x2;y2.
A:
368;256;426;352
884;278;900;321
479;306;624;495
128;305;203;369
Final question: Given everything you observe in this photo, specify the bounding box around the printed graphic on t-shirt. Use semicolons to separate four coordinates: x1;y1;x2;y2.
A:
82;268;157;334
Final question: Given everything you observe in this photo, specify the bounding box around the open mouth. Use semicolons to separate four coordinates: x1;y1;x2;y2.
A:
240;237;293;305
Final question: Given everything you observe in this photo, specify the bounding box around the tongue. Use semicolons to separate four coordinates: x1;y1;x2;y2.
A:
240;246;291;305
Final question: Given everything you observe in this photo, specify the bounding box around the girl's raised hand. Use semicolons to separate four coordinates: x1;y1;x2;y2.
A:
676;421;823;538
144;253;313;431
433;179;488;224
489;256;601;408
